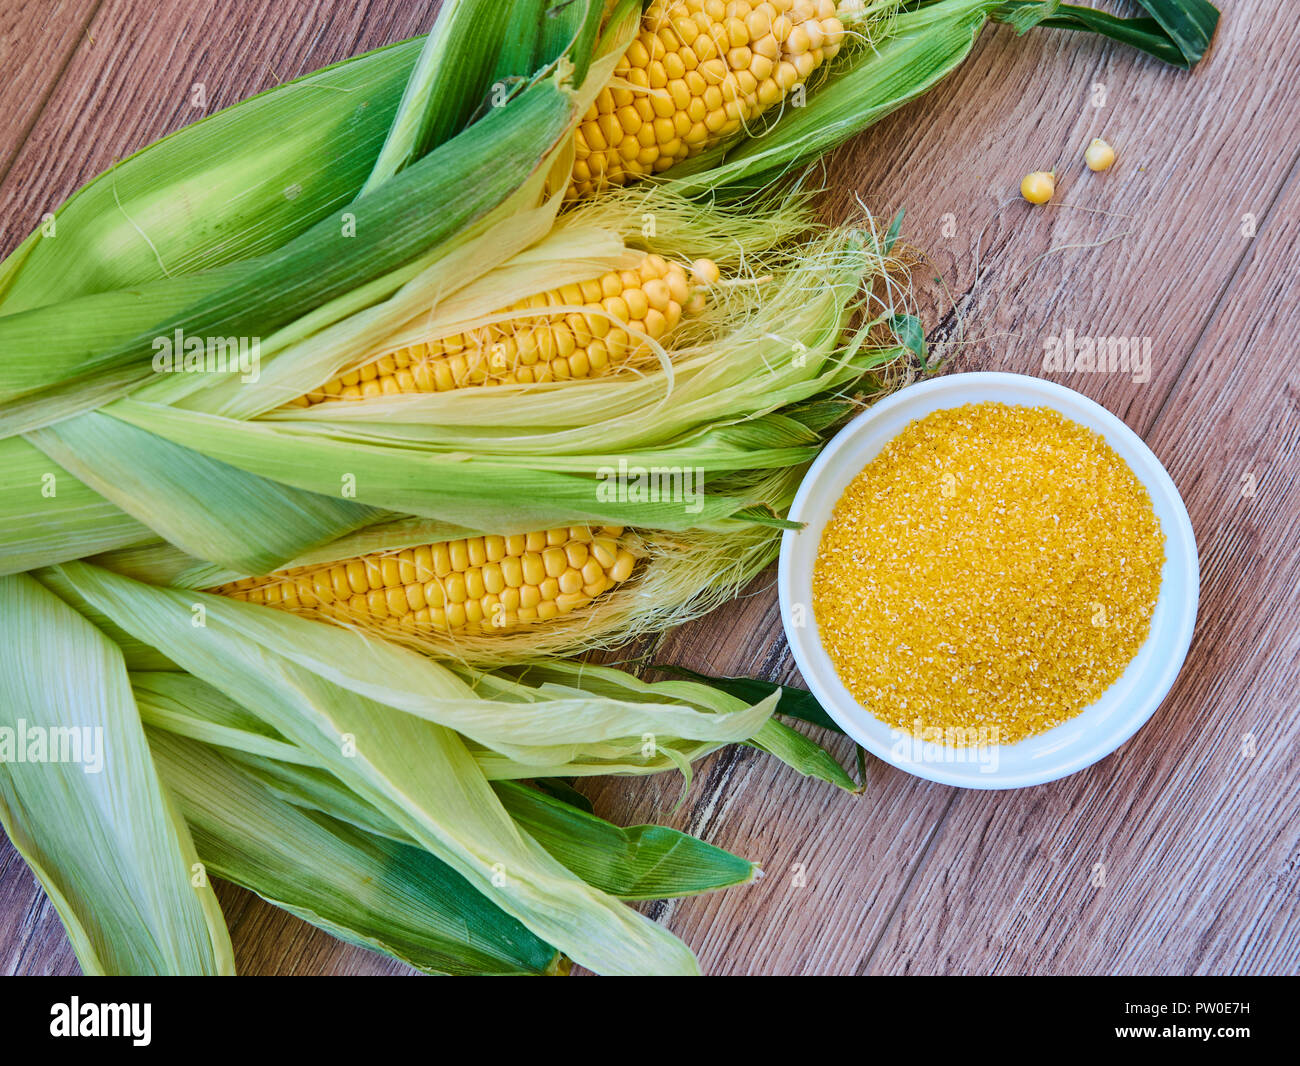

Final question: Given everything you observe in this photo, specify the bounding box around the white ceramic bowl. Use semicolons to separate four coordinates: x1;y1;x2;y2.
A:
778;372;1198;789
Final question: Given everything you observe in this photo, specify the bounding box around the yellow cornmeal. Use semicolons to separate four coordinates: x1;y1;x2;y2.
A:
812;402;1165;744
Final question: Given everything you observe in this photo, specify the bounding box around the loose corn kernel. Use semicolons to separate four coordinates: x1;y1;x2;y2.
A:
1020;170;1055;204
1084;137;1116;172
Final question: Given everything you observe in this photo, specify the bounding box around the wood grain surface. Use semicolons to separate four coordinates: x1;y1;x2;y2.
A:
1;0;1296;977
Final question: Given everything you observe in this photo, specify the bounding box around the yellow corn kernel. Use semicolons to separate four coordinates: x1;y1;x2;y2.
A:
212;526;644;635
296;254;715;406
565;0;841;199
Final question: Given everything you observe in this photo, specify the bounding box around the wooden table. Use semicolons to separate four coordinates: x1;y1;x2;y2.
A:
2;1;1296;977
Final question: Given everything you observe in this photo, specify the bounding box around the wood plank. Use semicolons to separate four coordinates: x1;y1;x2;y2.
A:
0;839;80;975
863;154;1300;977
0;0;100;184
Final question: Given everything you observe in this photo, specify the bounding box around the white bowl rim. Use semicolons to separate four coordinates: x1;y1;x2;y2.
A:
777;372;1199;790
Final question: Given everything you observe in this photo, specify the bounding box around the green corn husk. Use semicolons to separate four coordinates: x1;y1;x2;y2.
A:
362;0;619;194
0;436;157;574
995;0;1219;69
246;756;760;902
6;110;574;569
146;728;566;976
135;672;759;901
0;0;622;413
496;780;757;899
473;659;857;790
44;559;804;974
38;560;853;789
0;574;233;976
0;41;422;315
49;564;775;767
29;413;384;576
746;716;858;792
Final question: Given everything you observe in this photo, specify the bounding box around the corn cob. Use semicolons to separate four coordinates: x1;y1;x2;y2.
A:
291;254;718;405
213;525;638;633
569;0;848;199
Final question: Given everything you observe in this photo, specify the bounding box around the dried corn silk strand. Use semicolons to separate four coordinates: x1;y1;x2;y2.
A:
812;402;1165;744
